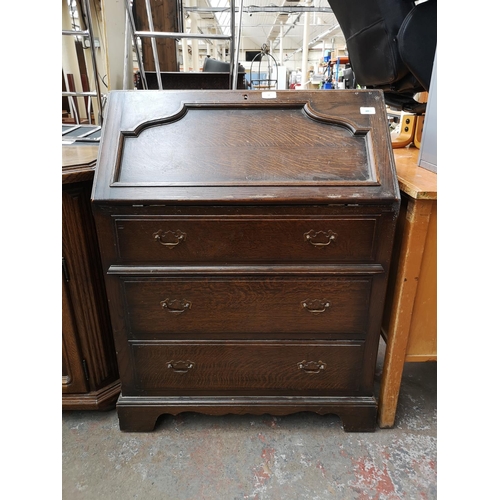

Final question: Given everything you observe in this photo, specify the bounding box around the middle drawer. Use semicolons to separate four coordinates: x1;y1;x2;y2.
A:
120;276;372;338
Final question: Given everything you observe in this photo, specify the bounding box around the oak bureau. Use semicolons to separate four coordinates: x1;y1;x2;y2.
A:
91;90;400;432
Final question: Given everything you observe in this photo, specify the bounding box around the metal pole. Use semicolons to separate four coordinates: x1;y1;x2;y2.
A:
185;6;333;14
177;0;184;34
300;0;312;89
82;0;103;124
144;0;163;89
181;0;190;72
123;8;131;89
62;0;84;123
279;23;283;66
69;97;80;125
63;91;98;97
135;31;231;40
62;29;87;36
124;0;147;89
232;0;244;90
191;13;199;72
181;38;190;72
229;0;236;89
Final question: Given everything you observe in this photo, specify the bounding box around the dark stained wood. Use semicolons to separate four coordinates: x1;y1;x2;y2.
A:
133;0;178;72
117;108;371;184
93;90;399;205
62;272;88;394
62;145;99;184
62;147;120;410
120;276;371;337
62;69;70;116
92;90;400;430
116;396;378;432
113;215;378;264
136;71;246;90
129;341;365;395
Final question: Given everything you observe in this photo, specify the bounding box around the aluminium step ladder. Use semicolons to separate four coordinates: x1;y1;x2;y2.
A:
62;0;104;126
124;0;244;91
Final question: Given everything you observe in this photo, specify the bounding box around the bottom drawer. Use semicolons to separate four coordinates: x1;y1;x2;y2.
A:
128;341;365;396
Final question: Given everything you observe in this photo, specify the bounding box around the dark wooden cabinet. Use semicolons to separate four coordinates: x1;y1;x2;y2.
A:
92;90;400;431
62;147;120;410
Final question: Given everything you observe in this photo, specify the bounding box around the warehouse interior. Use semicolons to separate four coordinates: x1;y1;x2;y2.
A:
26;0;485;498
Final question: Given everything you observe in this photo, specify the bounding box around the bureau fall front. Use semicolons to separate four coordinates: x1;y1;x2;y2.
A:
91;89;400;432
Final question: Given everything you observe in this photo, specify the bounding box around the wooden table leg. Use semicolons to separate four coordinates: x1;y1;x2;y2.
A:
378;197;433;428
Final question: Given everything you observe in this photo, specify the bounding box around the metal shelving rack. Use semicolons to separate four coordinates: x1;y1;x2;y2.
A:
62;0;104;126
62;0;245;136
124;0;244;91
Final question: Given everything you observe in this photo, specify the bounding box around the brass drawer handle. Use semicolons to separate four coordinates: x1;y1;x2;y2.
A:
304;230;337;247
160;298;192;314
298;360;327;374
301;299;330;314
153;229;186;248
167;360;195;374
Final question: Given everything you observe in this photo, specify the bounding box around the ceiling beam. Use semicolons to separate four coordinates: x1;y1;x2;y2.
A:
284;23;341;60
185;6;333;14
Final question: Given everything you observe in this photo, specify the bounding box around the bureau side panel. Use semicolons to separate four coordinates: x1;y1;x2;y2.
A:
91;209;138;390
359;210;400;390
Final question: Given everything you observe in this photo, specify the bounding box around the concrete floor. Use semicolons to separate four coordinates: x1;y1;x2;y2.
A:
62;341;437;499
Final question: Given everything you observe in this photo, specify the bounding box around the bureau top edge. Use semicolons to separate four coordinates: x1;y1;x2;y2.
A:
90;193;400;208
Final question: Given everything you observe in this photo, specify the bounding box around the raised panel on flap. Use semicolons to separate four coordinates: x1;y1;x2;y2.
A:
114;105;377;187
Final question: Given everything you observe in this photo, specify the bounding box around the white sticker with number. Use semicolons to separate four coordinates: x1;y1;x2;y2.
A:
360;107;376;114
262;91;277;99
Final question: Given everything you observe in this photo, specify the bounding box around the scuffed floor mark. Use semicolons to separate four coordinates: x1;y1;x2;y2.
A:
346;435;437;499
316;460;327;478
107;438;141;470
263;415;280;428
253;447;275;486
339;445;349;458
349;456;398;500
75;482;88;491
300;453;313;467
248;447;276;499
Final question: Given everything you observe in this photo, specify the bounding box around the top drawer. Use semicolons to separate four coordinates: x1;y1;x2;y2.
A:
113;216;378;264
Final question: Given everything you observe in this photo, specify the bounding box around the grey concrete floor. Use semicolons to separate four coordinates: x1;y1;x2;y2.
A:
62;341;437;499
